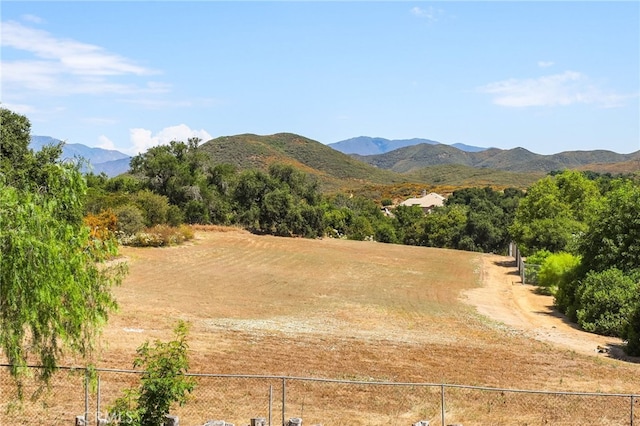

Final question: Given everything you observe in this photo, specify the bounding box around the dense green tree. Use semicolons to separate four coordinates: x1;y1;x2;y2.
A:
578;180;640;275
445;187;524;253
135;190;171;227
392;205;425;246
422;204;468;249
114;204;146;235
575;268;639;336
509;172;600;254
623;304;640;356
0;108;126;386
130;138;213;220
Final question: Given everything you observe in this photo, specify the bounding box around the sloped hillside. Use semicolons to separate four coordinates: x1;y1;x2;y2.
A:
199;133;409;189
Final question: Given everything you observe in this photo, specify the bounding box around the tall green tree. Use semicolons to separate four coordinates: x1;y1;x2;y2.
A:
509;171;600;254
578;180;640;275
0;107;126;387
130;138;212;222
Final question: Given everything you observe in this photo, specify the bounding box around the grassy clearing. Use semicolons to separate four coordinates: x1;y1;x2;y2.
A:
3;228;639;425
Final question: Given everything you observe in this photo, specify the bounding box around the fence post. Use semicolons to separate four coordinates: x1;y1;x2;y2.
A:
441;384;445;426
269;384;273;426
96;372;101;424
631;395;635;426
84;369;89;423
282;378;286;426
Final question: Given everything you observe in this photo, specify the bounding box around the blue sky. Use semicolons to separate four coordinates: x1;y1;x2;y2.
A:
2;1;639;156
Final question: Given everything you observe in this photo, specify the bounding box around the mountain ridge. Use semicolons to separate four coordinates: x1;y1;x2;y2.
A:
29;134;638;187
29;136;132;177
354;143;640;173
328;136;488;155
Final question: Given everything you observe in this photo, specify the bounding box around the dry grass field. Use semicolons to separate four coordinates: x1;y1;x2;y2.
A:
3;227;639;425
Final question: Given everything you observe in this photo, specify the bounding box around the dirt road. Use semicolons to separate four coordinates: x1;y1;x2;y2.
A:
465;254;629;359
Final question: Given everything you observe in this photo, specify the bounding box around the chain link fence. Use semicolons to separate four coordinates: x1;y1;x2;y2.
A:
1;365;638;425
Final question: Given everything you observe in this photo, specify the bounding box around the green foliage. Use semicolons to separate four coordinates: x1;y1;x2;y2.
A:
575;269;639;337
114;204;146;235
392;205;425;245
537;252;580;292
110;321;196;426
135;190;170;227
348;216;374;241
509;171;600;255
121;225;195;247
623;302;640;356
0;108;126;388
422;205;468;249
526;250;552;265
442;186;524;253
374;222;397;243
578;180;640;275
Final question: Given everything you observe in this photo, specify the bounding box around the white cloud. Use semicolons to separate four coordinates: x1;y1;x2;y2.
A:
537;61;554;68
1;21;160;96
128;125;213;155
97;135;116;150
22;14;44;24
0;102;37;115
411;6;443;23
477;71;634;108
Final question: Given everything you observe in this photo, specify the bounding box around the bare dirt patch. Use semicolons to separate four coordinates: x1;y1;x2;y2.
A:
464;254;628;359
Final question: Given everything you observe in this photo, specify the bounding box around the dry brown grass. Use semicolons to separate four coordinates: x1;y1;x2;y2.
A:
96;229;639;389
3;227;639;424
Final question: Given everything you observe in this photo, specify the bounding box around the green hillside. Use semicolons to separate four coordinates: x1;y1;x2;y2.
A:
356;143;640;173
199;133;409;189
405;164;544;188
197;133;583;191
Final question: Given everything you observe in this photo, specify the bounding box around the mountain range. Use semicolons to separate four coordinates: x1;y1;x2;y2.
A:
29;134;639;188
30;136;132;177
351;143;640;174
328;136;487;155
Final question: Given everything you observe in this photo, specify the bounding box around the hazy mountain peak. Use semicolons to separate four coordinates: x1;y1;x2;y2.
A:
29;136;131;177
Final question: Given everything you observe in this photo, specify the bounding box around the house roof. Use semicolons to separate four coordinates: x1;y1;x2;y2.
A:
399;192;445;209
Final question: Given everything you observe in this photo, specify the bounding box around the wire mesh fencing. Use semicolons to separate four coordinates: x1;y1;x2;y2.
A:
1;365;638;425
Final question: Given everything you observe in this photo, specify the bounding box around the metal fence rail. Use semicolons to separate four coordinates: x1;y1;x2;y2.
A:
1;365;638;425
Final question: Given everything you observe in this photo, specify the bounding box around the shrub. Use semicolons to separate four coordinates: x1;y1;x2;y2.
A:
166;205;184;227
121;225;195;247
623;302;640;356
83;209;119;258
575;268;639;337
135;190;169;227
374;222;397;244
110;321;196;426
538;252;580;291
114;204;146;236
526;249;552;265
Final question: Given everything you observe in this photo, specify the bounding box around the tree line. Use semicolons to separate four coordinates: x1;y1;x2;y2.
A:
85;137;526;252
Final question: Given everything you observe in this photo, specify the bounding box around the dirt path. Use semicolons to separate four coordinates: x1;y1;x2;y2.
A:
465;254;629;359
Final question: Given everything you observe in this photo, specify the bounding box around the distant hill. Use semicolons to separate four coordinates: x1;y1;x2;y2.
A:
199;133;410;190
354;143;640;174
329;136;487;155
30;136;131;177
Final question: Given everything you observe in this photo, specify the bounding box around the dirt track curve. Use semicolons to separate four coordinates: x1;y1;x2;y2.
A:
466;254;629;360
